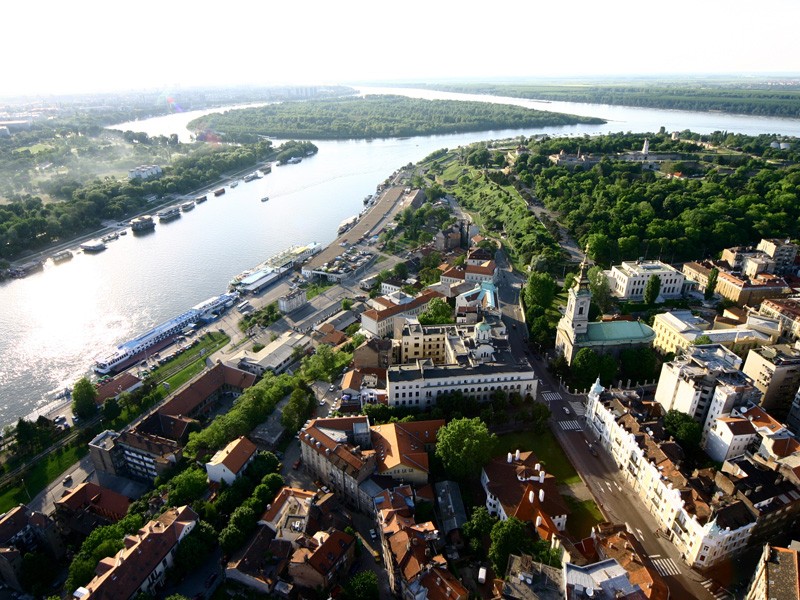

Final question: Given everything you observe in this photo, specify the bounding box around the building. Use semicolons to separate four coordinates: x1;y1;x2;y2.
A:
454;281;499;316
55;482;130;538
352;337;393;369
606;260;685;301
745;543;800;600
654;344;760;446
298;416;376;512
89;363;256;481
73;506;197;599
205;436;258;485
556;254;655;365
233;331;311;376
481;450;569;535
587;381;759;569
370;420;444;485
0;506;64;592
225;526;293;596
704;416;758;463
497;553;563;600
682;261;790;306
760;298;800;342
287;529;355;590
360;290;444;338
260;487;317;543
278;289;308;314
789;385;800;436
652;310;779;357
563;559;650;599
756;239;798;276
742;344;800;412
591;523;669;600
127;165;162;180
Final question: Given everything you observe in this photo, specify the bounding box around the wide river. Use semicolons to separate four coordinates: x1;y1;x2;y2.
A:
1;87;799;426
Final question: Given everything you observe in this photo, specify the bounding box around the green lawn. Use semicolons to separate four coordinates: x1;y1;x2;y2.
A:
0;445;88;512
494;429;581;485
304;280;336;300
564;496;604;540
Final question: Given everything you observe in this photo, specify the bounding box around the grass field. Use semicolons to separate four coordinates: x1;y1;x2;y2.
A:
494;429;581;485
564;495;604;539
0;445;88;512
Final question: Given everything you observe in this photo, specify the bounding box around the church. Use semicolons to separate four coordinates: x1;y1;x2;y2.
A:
555;254;656;365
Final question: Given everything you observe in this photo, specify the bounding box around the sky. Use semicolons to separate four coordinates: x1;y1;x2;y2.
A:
3;0;799;96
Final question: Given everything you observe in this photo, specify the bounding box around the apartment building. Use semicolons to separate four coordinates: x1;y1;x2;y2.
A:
360;290;444;338
606;260;685;301
760;298;800;342
742;344;800;412
757;238;798;276
682;261;790;306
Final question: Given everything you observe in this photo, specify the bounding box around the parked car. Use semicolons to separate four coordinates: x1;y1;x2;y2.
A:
369;528;377;540
563;407;570;415
293;459;302;470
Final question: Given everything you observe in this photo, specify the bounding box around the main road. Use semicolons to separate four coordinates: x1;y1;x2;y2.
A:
492;249;726;600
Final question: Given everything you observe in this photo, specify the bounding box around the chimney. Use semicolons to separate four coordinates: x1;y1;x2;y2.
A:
529;491;535;504
535;463;540;471
507;452;513;464
539;471;545;483
515;449;521;461
536;515;543;527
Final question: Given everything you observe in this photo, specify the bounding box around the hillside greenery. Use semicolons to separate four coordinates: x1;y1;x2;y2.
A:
416;81;800;118
515;132;800;265
187;95;605;142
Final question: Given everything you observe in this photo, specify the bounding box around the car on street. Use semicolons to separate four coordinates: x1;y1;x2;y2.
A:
62;475;72;485
369;528;377;540
328;384;336;392
319;400;326;406
587;443;598;457
563;407;570;415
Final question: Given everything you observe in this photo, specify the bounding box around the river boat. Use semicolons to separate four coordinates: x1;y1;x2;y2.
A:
243;172;261;182
338;215;358;234
51;250;73;263
262;165;272;174
119;230;127;235
214;188;225;196
131;215;155;233
80;239;106;253
181;201;195;212
9;261;44;278
261;196;269;202
229;242;321;292
157;207;181;221
195;195;207;203
230;181;239;188
94;293;237;374
102;232;119;243
286;157;302;165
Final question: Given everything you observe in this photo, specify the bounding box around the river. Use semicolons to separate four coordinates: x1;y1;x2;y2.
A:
1;88;798;426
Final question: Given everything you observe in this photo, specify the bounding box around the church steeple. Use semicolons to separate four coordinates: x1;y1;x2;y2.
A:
561;245;592;337
573;247;592;294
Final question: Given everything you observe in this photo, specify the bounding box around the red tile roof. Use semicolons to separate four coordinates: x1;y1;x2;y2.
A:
56;482;130;521
209;436;258;476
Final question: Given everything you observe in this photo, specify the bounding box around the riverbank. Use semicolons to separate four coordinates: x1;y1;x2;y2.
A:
4;159;276;271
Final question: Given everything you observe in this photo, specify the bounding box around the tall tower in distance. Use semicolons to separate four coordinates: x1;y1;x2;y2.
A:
642;138;649;158
555;248;592;362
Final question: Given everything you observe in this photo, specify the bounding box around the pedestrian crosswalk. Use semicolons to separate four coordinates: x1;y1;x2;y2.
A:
542;391;562;402
701;579;731;600
559;420;582;431
569;402;586;417
651;557;680;576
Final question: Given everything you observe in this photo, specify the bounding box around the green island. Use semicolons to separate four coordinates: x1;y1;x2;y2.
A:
186;95;606;142
414;80;800;118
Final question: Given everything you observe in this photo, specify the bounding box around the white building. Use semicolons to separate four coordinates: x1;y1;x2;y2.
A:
742;344;800;412
704;416;758;463
128;164;163;180
278;289;308;314
233;331;311;376
205;436;258;485
654;344;761;447
586;381;756;569
606;260;685;301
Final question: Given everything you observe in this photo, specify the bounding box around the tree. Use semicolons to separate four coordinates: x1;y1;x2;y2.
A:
524;272;557;310
282;387;315;432
693;335;713;346
435;418;496;479
663;409;702;452
418;297;454;326
72;376;98;420
705;267;719;301
102;397;121;421
488;517;533;573
342;570;379;600
462;506;497;541
168;467;208;506
587;266;613;313
644;274;662;305
342;298;354;311
393;262;409;279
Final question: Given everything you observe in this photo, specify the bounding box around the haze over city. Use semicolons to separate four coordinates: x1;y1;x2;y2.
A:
4;0;800;96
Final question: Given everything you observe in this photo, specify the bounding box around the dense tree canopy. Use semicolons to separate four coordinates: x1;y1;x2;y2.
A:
72;376;98;419
188;95;604;141
435;417;496;479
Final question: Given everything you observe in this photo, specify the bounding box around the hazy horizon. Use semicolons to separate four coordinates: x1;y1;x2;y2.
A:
4;0;799;97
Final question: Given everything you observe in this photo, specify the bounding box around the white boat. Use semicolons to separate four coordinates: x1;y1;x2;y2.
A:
157;207;181;221
181;201;195;212
80;240;106;253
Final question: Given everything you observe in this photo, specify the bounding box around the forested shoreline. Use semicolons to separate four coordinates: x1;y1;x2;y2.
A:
187;95;606;142
415;83;800;118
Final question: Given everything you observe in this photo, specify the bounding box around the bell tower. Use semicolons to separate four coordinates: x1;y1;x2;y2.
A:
555;247;593;362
